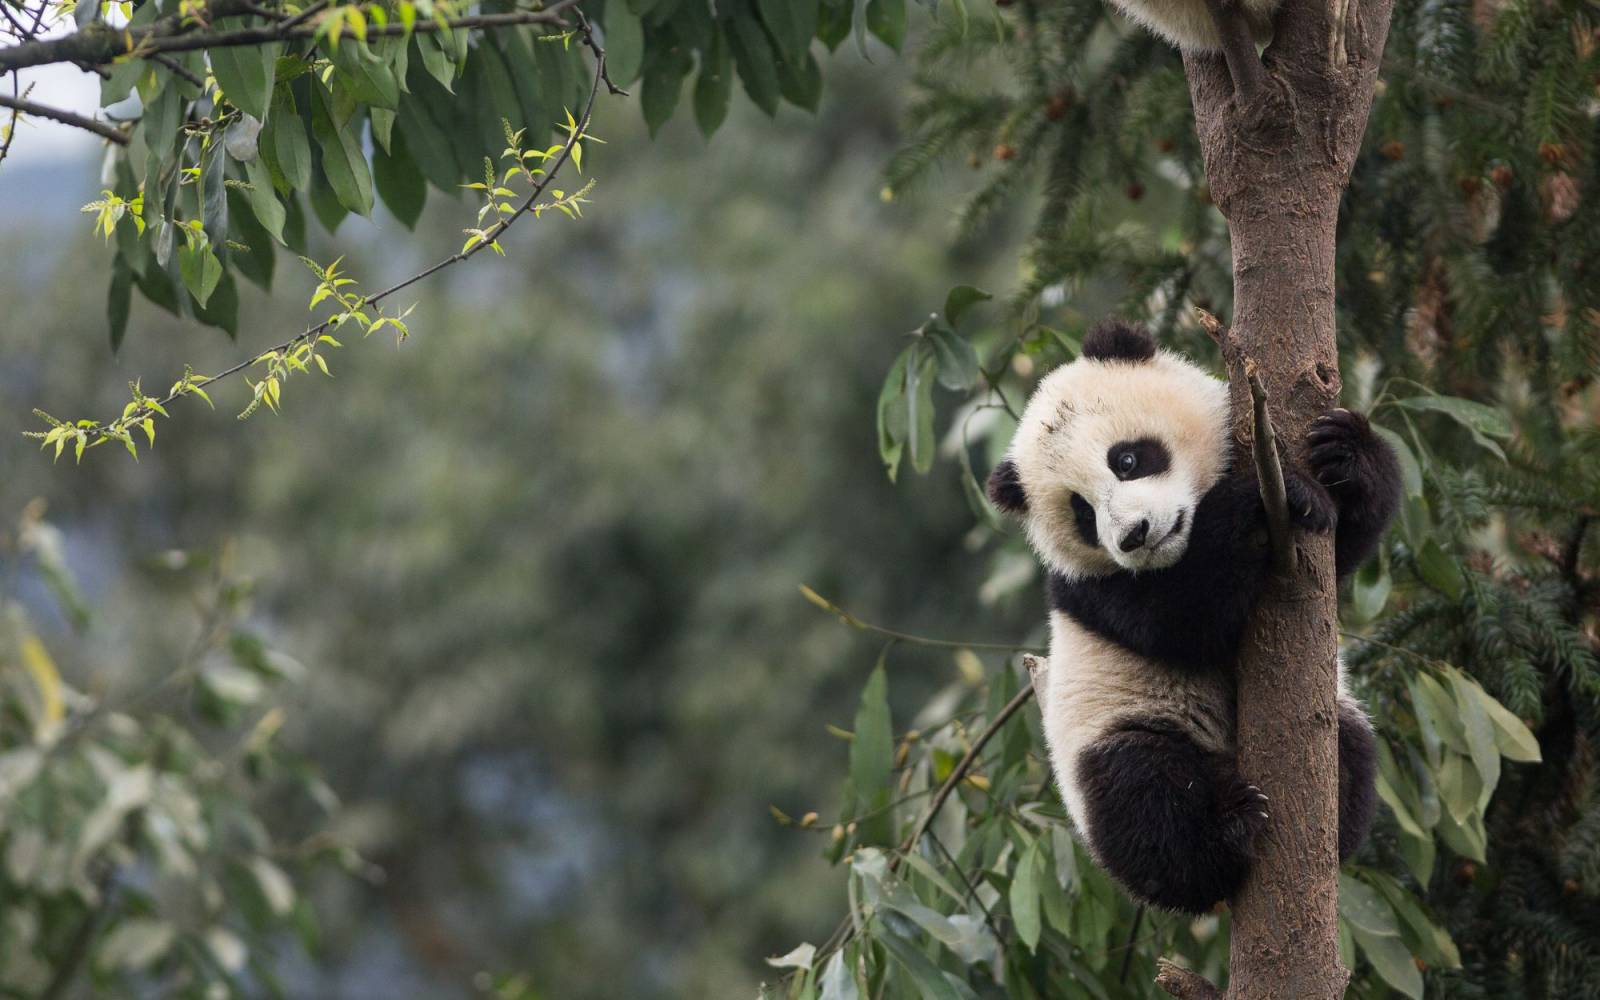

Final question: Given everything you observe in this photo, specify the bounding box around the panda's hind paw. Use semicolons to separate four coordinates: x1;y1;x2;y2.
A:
1218;777;1271;852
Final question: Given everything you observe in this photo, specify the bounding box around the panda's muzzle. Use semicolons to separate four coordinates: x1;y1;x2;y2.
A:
1118;520;1150;552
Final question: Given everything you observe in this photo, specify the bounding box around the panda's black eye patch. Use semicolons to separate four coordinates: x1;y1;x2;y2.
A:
1107;439;1171;481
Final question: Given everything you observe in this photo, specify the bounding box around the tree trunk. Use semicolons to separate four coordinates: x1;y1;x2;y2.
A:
1170;0;1396;995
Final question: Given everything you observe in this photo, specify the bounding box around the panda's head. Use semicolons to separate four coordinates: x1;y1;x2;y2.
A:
987;319;1231;577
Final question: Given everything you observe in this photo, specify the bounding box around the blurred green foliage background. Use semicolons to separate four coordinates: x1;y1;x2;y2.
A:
0;55;1037;997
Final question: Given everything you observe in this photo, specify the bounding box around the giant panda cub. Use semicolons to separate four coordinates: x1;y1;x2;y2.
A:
986;318;1400;915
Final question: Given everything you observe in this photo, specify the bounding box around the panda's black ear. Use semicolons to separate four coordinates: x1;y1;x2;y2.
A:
1081;318;1156;363
987;459;1028;514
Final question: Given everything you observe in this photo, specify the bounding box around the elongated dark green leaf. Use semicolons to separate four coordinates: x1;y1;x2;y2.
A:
108;257;132;352
193;269;239;337
641;44;692;135
210;35;279;121
470;44;523;152
414;32;457;92
1350;922;1424;1000
1011;838;1044;952
865;0;906;51
849;657;893;844
603;0;645;85
202;149;230;254
877;346;911;481
757;0;818;62
776;50;822;111
1414;538;1466;598
263;87;311;192
227;187;276;291
310;82;373;215
1395;393;1512;460
499;31;552;151
728;13;781;115
873;927;963;1000
907;346;936;475
694;24;733;137
332;39;399;109
373;129;427;229
308;155;349;233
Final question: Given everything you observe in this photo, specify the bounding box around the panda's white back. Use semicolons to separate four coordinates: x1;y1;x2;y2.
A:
1042;610;1235;847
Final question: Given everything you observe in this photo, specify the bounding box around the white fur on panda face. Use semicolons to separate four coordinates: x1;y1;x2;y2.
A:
1007;351;1231;577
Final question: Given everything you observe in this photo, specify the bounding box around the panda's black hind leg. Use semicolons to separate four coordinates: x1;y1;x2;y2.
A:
1076;721;1267;914
1338;699;1379;861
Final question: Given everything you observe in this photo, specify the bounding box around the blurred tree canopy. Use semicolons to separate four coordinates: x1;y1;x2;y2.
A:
2;0;1600;998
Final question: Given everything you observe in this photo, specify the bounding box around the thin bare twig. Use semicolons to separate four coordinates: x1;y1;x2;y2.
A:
801;585;1045;655
1196;308;1292;575
0;92;127;144
1246;360;1293;575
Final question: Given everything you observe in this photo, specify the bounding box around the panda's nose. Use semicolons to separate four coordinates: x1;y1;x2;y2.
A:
1119;520;1150;552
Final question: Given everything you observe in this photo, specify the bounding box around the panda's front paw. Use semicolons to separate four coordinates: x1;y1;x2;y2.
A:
1306;407;1380;494
1284;472;1336;534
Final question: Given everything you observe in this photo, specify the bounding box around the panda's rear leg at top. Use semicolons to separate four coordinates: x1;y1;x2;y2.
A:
1079;704;1379;915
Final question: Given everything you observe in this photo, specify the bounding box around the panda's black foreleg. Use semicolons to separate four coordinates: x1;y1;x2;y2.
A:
1338;700;1379;861
1307;408;1403;577
1076;721;1267;915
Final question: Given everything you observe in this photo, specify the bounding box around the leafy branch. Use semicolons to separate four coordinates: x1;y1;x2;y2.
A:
26;3;611;461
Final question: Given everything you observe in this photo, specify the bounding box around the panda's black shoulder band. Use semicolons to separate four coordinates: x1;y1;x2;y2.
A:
1082;318;1157;363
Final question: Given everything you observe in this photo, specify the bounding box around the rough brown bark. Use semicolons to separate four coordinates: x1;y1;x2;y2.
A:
1162;0;1396;996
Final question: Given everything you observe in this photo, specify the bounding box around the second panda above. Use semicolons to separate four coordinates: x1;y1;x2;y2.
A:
986;318;1401;914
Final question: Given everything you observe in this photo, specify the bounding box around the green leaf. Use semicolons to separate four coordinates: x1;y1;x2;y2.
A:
369;106;395;153
603;0;645;86
1365;869;1463;969
210;36;279;121
108;258;132;352
1395;393;1512;460
776;49;823;111
310;82;373;215
373;129;427;229
242;152;286;243
641;45;693;135
179;242;223;308
1349;558;1392;624
943;285;992;326
202;149;231;254
332;39;399;109
866;0;906;51
728;12;781;116
1469;681;1541;762
1350;923;1424;1000
1011;837;1044;952
414;32;457;92
757;0;819;63
96;918;176;972
194;269;240;337
264;87;312;192
1339;873;1402;937
227;187;277;290
1446;668;1500;809
1414;538;1466;599
907;346;936;475
694;24;733;137
876;347;912;481
873;927;965;1000
926;324;979;391
849;657;893;845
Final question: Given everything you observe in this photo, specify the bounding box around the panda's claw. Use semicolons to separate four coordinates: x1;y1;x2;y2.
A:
1284;473;1337;533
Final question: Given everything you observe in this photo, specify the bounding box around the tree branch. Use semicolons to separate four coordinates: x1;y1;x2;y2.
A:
890;664;1037;875
0;92;127;144
1156;959;1224;1000
0;0;580;73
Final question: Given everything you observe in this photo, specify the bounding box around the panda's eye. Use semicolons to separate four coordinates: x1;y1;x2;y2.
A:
1107;439;1171;481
